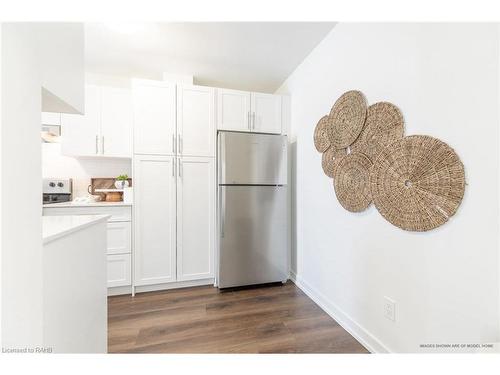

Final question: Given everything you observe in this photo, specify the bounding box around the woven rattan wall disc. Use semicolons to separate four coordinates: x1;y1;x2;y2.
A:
313;115;331;152
370;135;465;232
327;90;367;150
321;147;347;178
350;102;404;161
333;152;373;212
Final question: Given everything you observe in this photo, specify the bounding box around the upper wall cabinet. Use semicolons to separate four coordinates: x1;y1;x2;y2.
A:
217;89;252;132
61;85;101;157
61;85;132;158
217;89;282;134
42;112;61;126
177;85;215;157
251;93;282;134
100;87;133;157
133;79;176;156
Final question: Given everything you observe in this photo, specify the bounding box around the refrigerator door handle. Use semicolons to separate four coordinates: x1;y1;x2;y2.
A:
220;188;225;238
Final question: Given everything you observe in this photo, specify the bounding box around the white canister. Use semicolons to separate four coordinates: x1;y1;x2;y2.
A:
123;187;133;204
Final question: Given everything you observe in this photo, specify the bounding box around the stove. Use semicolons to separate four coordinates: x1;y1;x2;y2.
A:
43;178;72;205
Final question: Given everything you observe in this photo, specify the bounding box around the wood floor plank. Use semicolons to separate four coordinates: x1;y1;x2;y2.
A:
107;281;369;354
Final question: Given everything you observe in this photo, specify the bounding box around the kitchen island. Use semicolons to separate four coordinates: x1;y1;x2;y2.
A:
42;215;110;353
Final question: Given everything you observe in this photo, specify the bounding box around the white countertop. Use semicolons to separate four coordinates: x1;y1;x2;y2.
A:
43;201;132;208
43;215;111;245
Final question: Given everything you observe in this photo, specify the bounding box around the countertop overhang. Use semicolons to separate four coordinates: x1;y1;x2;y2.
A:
43;214;111;245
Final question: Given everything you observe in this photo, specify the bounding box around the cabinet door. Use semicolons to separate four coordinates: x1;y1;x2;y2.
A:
133;80;176;155
134;155;177;286
251;93;282;134
107;254;131;287
101;87;133;157
177;157;214;281
217;89;251;132
42;112;61;126
61;85;101;156
177;85;215;157
106;222;132;255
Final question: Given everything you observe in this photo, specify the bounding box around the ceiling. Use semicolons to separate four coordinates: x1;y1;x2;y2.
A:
85;22;335;93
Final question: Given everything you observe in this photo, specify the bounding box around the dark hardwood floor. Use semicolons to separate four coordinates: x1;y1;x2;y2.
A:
108;281;369;353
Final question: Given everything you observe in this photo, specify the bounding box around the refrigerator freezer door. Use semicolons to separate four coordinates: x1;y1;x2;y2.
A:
218;185;288;288
218;131;287;185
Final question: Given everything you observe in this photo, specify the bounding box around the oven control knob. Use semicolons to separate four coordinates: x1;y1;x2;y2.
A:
49;182;56;187
57;182;64;187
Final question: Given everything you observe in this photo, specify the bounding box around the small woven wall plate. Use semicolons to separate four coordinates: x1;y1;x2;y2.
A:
313;115;331;152
327;90;367;150
350;102;404;161
333;152;373;212
322;147;348;178
370;135;465;232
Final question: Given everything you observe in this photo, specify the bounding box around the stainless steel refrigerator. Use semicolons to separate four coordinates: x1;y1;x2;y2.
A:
217;131;288;289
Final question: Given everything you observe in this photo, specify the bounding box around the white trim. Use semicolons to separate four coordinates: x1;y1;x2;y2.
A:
289;270;390;353
108;278;215;297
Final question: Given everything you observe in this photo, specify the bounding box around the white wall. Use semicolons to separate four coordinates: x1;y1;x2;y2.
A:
276;23;499;353
1;23;44;348
1;23;84;349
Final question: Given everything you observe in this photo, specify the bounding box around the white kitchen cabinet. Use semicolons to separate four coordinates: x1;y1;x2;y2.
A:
101;86;133;157
177;85;215;157
217;88;252;132
61;84;133;157
251;93;282;134
61;84;101;156
107;254;132;288
106;221;132;255
133;79;176;155
134;155;177;286
176;157;215;281
217;89;282;134
42;112;61;126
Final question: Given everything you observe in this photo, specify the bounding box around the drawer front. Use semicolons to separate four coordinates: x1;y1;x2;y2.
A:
44;206;132;222
107;254;132;287
107;222;132;255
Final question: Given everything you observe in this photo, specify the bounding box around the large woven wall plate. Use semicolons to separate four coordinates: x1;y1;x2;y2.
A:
333;152;373;212
313;115;331;152
350;102;404;161
322;147;347;178
370;135;465;231
327;90;367;150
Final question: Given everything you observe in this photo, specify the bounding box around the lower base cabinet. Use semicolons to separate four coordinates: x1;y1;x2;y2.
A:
133;155;215;287
107;254;132;287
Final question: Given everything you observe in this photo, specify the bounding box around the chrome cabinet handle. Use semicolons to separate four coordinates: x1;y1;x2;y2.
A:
178;134;182;154
95;135;98;154
178;158;182;178
252;112;256;130
172;157;175;177
172;134;175;153
247;111;251;130
102;136;105;154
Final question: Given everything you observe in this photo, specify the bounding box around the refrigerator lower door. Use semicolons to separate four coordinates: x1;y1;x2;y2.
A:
218;185;288;288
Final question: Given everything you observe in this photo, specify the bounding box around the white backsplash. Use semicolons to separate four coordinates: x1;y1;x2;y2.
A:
42;143;132;198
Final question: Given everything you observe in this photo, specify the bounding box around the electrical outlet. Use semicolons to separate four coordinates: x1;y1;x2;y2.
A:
384;296;396;322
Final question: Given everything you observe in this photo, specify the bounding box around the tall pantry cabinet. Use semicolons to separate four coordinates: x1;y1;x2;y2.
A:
132;79;215;289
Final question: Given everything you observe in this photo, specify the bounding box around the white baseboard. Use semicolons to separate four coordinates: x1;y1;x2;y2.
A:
289;271;390;353
107;278;215;297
